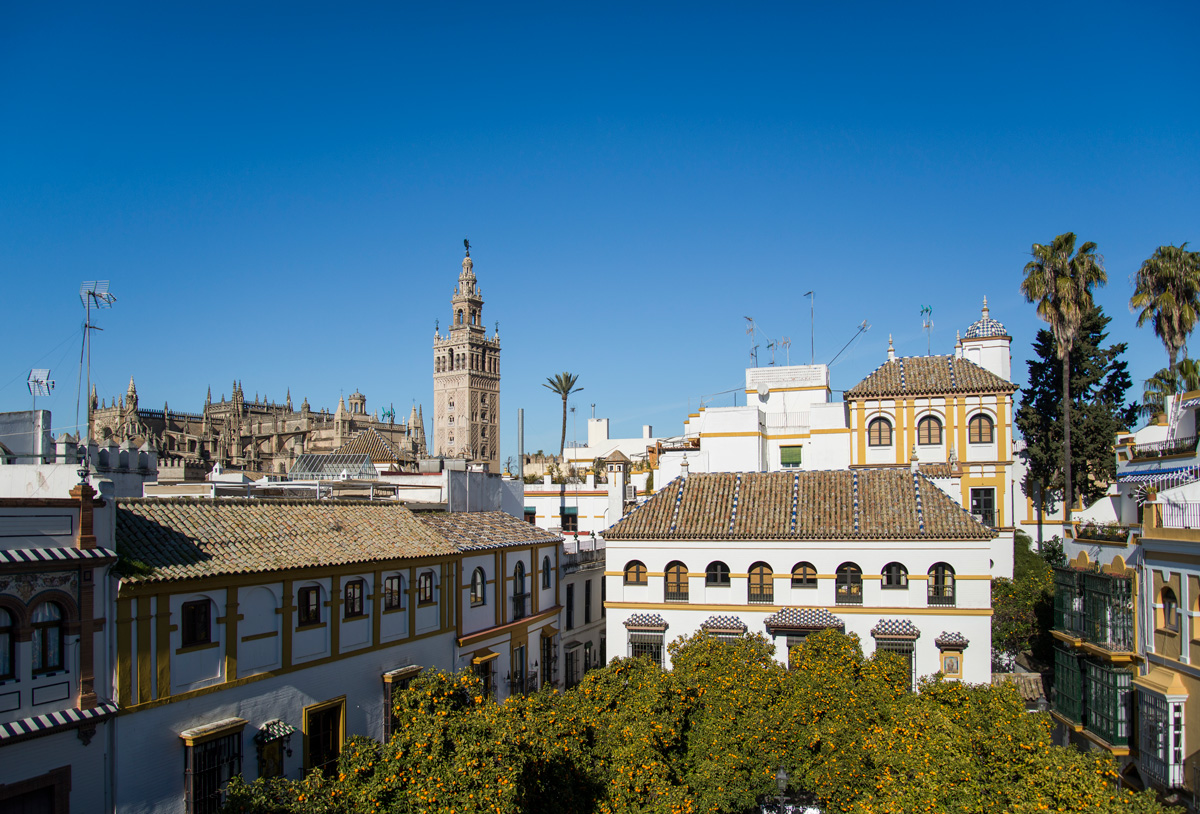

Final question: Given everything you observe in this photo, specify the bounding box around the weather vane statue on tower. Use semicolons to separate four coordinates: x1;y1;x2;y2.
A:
464;238;470;257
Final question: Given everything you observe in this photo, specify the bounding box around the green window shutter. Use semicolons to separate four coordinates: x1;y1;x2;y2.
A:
561;507;579;516
780;446;803;466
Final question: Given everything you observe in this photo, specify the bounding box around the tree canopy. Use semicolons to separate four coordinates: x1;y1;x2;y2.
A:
544;372;583;457
222;630;1174;814
1131;243;1200;371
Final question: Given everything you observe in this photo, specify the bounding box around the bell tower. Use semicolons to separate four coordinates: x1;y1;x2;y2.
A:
433;241;501;471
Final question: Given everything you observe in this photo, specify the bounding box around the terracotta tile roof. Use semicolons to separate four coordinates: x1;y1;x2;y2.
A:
871;619;921;639
115;498;456;583
992;672;1047;702
700;615;747;633
603;470;991;541
764;608;845;633
624;613;668;630
917;462;955;478
845;355;1015;398
935;631;970;649
334;427;400;463
414;511;560;551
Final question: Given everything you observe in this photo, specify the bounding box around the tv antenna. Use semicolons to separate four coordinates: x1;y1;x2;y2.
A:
28;368;54;412
779;337;792;366
77;281;117;478
828;320;871;367
745;317;779;366
920;305;934;355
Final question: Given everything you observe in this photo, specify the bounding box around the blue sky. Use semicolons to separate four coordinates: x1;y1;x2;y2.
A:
2;3;1198;462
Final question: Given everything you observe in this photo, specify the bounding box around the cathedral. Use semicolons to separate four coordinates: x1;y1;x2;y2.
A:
89;379;427;475
89;243;504;476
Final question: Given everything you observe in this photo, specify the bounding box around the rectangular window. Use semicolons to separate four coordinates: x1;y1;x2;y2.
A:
541;636;555;689
1085;660;1132;747
417;572;435;605
629;633;664;667
524;507;537;525
184;732;243;814
383;576;403;610
584;580;593;624
780;445;802;469
601;578;606;617
565;647;580;688
297;588;321;626
970;488;996;527
182;600;211;647
566;584;575;630
304;698;345;777
473;658;495;699
561;507;579;534
875;638;916;691
343;580;365;619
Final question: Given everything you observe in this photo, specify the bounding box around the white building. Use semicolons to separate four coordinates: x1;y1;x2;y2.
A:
0;480;120;812
603;468;993;686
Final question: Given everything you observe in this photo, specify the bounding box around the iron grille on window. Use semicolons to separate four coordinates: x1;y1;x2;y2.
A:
836;565;863;605
664;563;689;602
185;733;242;814
748;565;774;604
1052;646;1084;725
874;638;915;691
629;633;664;667
1085;660;1132;746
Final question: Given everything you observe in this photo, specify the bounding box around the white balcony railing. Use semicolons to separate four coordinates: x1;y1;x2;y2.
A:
1161;502;1200;529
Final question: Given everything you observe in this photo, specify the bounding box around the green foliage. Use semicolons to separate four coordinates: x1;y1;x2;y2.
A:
222;632;1179;814
644;468;654;492
543;372;583;457
994;531;1055;666
1130;242;1200;370
1040;535;1066;568
1141;359;1200;419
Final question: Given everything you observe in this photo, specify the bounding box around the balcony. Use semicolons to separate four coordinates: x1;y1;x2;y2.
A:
748;590;775;605
1052;567;1134;657
926;585;956;607
1052;646;1133;751
664;589;689;603
1131;435;1198;461
1161;501;1200;530
836;585;863;605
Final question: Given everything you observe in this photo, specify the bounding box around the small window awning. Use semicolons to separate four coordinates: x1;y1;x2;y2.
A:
540;625;558;638
564;641;584;651
524;506;537;513
383;665;422;684
561;507;578;516
254;719;296;745
471;649;499;665
1118;465;1200;483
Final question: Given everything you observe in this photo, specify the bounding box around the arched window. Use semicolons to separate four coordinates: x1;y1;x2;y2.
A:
0;608;13;680
836;563;863;605
928;563;956;606
514;561;527;596
542;556;552;589
470;567;487;606
417;571;436;605
748;562;774;604
457;309;464;325
665;561;689;602
867;418;893;447
917;416;942;446
791;562;817;588
705;561;730;587
968;414;994;444
31;601;64;673
624;560;647;585
882;562;908;589
1162;587;1179;632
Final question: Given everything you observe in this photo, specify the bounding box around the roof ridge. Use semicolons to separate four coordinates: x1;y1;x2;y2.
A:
728;473;742;534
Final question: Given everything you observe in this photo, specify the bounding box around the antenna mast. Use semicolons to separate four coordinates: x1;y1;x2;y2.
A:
804;291;814;364
78;281;117;479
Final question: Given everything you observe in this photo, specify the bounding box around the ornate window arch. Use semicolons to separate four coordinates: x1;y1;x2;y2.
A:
624;560;647;585
665;561;689;602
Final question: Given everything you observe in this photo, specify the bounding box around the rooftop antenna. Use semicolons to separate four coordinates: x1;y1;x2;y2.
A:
28;368;54;409
77;281;116;479
804;291;814;364
779;337;792;366
744;316;777;366
828;320;871;367
920;305;934;355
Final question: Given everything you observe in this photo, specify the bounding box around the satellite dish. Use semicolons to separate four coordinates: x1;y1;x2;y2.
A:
757;383;769;400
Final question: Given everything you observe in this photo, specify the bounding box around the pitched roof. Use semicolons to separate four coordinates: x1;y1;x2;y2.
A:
414;511;561;551
602;470;991;541
115;498;456;583
334;427;400;463
845;355;1015;398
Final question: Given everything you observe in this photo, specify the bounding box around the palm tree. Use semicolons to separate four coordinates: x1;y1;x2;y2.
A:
1141;359;1200;419
1020;233;1107;529
543;372;583;458
1131;243;1200;370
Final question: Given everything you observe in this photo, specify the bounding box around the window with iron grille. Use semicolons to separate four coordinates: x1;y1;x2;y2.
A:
181;600;211;648
1052;567;1085;636
0;608;13;680
665;562;689;602
297;587;321;626
836;563;863;605
1085;660;1131;746
783;634;808;669
565;647;580;688
1083;571;1135;651
343;580;365;619
629;633;664;667
927;563;955;607
383;575;403;610
748;563;774;604
185;733;242;814
541;636;555;688
473;659;495;698
969;488;996;527
1052;646;1084;725
874;638;915;690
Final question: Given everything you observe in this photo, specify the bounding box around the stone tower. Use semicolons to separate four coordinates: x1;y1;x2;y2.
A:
433;243;501;471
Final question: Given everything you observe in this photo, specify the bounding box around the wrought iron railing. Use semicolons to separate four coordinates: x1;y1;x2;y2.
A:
926;585;956;606
1131;435;1198;460
836;585;863;605
664;589;689;603
1053;567;1086;636
1083;572;1135;652
748;590;775;605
